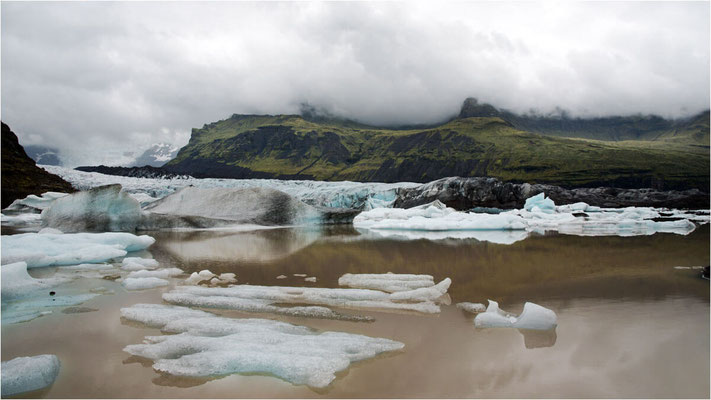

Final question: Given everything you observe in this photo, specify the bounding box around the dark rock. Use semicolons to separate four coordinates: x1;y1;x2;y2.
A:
1;122;75;209
394;176;710;210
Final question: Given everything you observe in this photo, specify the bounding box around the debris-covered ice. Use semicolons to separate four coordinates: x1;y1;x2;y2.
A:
40;184;142;232
1;232;155;268
456;302;486;313
474;300;558;330
1;355;60;396
120;303;404;388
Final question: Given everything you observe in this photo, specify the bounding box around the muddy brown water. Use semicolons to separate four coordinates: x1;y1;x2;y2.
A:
2;225;709;398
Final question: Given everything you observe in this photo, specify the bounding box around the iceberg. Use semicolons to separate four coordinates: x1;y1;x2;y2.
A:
523;193;556;214
41;184;142;232
1;262;55;300
474;300;557;330
355;228;530;244
120;304;404;388
1;213;43;226
1;355;60;396
1;232;154;268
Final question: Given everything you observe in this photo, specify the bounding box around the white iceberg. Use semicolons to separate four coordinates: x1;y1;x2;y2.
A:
122;277;170;290
1;213;42;226
1;355;60;396
474;300;557;330
120;304;404;388
41;184;142;232
1;232;154;268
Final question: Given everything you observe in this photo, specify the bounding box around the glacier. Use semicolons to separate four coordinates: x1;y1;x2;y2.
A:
1;355;60;396
120;303;404;388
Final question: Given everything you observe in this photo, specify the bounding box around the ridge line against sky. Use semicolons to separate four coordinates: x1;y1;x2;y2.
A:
1;1;709;166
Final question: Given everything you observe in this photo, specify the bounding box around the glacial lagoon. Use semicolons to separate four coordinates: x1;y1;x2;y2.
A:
2;224;708;398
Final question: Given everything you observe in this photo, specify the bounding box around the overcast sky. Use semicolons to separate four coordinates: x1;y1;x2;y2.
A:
2;2;709;166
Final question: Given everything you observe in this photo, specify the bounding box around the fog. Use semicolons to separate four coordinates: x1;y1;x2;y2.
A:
1;2;708;166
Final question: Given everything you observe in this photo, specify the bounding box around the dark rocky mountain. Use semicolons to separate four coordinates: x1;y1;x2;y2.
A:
1;122;75;209
25;145;62;166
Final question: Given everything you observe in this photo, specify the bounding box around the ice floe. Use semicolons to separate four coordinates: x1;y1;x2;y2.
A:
122;277;170;291
120;303;404;388
304;277;317;282
1;354;60;396
163;275;452;320
1;262;56;300
1;232;154;268
121;257;160;271
126;268;184;279
41;184;142;232
355;228;531;244
474;300;557;330
339;273;436;293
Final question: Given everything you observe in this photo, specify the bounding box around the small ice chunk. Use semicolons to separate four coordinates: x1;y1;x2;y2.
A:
304;277;317;282
474;300;557;330
276;275;287;279
218;273;237;283
293;274;307;277
38;227;63;235
1;355;60;396
122;277;170;290
121;257;159;271
121;304;403;388
184;270;216;285
127;268;183;279
456;302;486;313
210;277;221;285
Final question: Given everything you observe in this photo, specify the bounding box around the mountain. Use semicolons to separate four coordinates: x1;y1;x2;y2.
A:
24;145;62;166
1;122;75;209
130;143;180;167
163;102;709;190
459;97;710;146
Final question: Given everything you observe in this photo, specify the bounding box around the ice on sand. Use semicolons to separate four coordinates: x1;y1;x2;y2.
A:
1;232;154;268
1;355;60;396
474;300;557;330
120;304;404;388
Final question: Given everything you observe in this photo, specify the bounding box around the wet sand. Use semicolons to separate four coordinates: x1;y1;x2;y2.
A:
2;225;709;398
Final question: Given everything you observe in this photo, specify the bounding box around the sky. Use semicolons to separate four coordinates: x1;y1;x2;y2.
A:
1;2;709;166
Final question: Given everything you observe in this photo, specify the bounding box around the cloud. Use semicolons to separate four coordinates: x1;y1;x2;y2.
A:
1;2;708;166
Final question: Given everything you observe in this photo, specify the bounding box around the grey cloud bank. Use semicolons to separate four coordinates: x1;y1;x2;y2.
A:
1;2;709;166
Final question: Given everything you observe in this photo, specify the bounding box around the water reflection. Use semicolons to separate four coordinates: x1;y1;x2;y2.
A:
519;328;557;349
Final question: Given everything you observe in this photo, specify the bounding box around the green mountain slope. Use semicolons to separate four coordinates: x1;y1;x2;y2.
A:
164;113;709;190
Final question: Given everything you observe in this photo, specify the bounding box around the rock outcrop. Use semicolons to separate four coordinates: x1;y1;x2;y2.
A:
1;122;75;209
394;176;709;210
